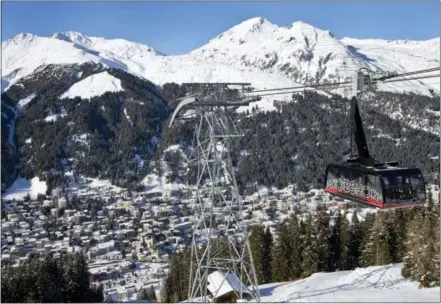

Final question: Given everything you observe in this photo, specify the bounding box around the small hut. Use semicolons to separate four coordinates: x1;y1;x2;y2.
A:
207;271;253;303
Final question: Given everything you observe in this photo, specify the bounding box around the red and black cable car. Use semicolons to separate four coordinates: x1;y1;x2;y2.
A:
324;96;426;209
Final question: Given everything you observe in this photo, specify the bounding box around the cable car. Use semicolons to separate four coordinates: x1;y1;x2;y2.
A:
324;95;426;209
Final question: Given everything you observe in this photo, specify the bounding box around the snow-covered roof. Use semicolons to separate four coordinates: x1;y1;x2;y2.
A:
207;271;251;299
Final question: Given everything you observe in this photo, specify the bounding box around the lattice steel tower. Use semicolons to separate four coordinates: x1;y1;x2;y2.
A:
169;83;261;303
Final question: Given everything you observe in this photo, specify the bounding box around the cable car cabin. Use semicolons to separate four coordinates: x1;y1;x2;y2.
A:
324;163;426;209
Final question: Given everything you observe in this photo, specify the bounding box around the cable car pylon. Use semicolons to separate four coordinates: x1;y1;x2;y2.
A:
169;83;261;303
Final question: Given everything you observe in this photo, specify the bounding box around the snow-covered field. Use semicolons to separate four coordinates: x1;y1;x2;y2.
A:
184;264;440;303
60;71;124;99
3;176;48;200
255;264;440;303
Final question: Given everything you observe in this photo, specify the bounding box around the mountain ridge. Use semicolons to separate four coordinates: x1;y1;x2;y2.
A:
2;17;439;97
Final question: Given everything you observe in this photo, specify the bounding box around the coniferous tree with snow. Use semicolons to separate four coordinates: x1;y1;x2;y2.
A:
287;213;303;279
1;253;102;303
300;215;318;277
402;208;424;281
328;211;349;271
313;205;330;272
271;221;293;282
390;208;409;263
249;225;265;283
402;191;440;288
401;189;440;287
347;210;363;270
359;212;391;267
261;227;273;284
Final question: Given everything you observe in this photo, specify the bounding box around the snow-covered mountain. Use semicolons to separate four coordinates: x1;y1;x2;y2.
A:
1;31;298;95
191;17;440;95
2;17;439;99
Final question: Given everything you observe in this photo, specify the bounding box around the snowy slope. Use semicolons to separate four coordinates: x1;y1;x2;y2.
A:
2;18;439;105
2;31;299;92
255;264;440;303
60;71;124;99
191;18;361;83
341;37;440;95
3;176;48;200
192;17;439;95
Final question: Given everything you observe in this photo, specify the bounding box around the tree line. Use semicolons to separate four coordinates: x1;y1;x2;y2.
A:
162;193;439;302
159;88;439;193
1;253;104;303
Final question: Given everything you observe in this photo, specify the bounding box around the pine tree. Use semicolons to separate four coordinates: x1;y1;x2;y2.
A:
287;213;303;279
359;212;391;267
301;215;318;277
432;200;440;287
347;211;362;270
271;222;293;282
402;209;424;280
313;205;330;272
170;253;185;301
261;227;273;284
37;255;63;302
249;225;265;284
328;211;349;271
391;208;408;263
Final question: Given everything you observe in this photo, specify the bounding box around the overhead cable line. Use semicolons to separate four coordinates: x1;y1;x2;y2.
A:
250;73;440;98
249;67;440;94
373;67;440;81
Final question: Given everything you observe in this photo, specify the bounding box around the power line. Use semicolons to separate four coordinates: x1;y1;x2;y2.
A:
373;67;440;81
248;80;351;94
249;73;440;98
248;67;440;94
376;74;440;84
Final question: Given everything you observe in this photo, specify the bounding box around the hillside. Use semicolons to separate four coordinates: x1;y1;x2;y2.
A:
255;264;440;303
1;62;169;192
1;17;440;196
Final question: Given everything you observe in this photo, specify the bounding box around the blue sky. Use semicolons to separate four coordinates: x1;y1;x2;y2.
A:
2;1;439;55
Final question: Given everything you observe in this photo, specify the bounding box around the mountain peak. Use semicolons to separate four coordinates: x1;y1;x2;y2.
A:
4;33;38;46
291;20;315;29
229;16;277;34
52;31;93;47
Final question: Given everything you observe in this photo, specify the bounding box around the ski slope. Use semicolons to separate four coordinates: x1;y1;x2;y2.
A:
3;176;48;200
60;71;124;99
254;264;440;303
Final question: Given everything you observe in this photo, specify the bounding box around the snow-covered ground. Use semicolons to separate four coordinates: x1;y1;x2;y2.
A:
184;264;439;303
3;176;48;200
60;71;124;99
17;93;36;109
254;264;440;303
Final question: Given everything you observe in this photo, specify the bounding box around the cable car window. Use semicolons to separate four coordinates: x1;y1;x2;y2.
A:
367;174;382;193
382;171;425;205
350;170;364;185
328;166;340;180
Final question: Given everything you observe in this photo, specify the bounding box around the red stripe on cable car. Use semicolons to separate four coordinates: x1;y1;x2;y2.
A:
324;187;384;208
